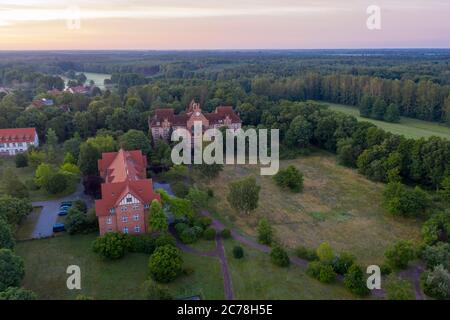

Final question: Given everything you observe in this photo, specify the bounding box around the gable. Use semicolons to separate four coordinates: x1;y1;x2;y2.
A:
119;193;140;205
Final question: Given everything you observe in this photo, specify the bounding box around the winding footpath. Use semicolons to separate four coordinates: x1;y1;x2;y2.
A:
174;209;425;300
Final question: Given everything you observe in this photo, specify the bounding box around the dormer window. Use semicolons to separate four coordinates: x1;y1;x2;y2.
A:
144;204;149;209
109;208;115;214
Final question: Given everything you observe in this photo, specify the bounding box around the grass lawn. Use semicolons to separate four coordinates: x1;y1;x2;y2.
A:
0;157;77;202
324;102;450;140
196;151;422;266
15;233;224;300
224;239;356;300
15;206;42;240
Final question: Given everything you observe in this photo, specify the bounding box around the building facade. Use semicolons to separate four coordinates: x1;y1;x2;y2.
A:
149;100;242;142
95;149;161;236
0;128;39;156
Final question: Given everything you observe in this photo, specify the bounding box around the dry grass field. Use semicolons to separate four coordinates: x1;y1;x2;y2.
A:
196;151;422;265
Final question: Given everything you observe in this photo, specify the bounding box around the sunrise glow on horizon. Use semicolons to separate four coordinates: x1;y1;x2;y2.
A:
0;0;449;50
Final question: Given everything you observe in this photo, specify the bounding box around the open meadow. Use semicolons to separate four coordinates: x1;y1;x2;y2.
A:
196;151;423;266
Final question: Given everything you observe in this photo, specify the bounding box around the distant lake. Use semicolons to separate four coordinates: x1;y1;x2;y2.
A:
61;72;111;89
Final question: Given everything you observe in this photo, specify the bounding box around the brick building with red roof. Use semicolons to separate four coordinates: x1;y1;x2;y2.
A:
95;149;161;235
149;99;242;141
0;127;39;156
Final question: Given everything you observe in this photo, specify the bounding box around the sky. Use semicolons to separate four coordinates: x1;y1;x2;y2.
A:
0;0;449;50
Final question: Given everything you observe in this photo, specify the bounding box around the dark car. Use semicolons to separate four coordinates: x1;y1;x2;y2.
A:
61;201;73;207
53;223;65;232
58;209;69;216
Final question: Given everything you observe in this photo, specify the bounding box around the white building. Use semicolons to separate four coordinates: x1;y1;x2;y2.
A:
0;128;39;156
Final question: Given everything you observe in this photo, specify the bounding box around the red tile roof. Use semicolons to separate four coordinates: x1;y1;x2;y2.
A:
0;128;37;143
95;149;160;217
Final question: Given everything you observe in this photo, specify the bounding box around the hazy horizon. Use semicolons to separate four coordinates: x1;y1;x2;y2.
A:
0;0;449;50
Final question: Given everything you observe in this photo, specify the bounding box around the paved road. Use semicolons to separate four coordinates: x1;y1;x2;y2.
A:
31;183;94;238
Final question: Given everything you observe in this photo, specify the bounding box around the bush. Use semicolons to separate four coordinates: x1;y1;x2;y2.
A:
154;233;176;248
333;252;356;275
179;228;198;244
343;264;370;296
270;246;290;267
198;216;212;229
421;265;450;299
172;181;189;198
45;173;68;194
296;246;318;261
385;275;415;300
0;218;15;249
65;208;90;235
130;235;156;254
72;199;87;213
380;264;392;276
143;280;173;300
0;287;36;300
421;212;450;245
383;182;429;217
221;229;231;239
316;242;334;264
203;228;216;240
385;240;416;269
0;249;25;292
257;218;273;245
422;243;450;270
174;222;189;234
273;165;304;192
307;261;336;283
233;246;244;259
92;232;132;260
15;153;28;168
148;245;183;283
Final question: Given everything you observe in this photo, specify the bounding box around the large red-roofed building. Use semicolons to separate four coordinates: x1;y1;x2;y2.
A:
0;127;39;156
149;99;242;141
95;149;161;235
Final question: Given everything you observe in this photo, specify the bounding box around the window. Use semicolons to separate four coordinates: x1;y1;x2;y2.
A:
121;206;127;212
133;204;140;210
126;197;132;203
0;144;4;148
144;204;150;209
106;217;112;225
123;227;129;234
122;216;128;223
107;228;113;232
18;142;23;147
133;214;139;221
134;225;140;233
109;208;115;214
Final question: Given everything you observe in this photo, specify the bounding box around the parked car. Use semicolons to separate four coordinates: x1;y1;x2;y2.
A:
53;223;65;232
58;209;69;216
61;201;73;207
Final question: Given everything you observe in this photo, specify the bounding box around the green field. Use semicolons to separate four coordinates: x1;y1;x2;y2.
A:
224;239;357;300
15;234;224;300
197;151;422;266
324;102;450;140
61;72;111;89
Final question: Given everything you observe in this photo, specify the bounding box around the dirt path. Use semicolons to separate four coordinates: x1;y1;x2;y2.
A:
169;225;234;300
398;264;426;300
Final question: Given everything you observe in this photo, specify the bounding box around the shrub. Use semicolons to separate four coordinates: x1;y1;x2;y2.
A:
296;246;319;261
154;233;176;248
343;264;370;296
307;261;336;283
0;287;36;300
174;222;189;235
0;249;25;292
198;216;212;229
45;173;68;194
385;275;415;300
0;218;15;249
172;181;189;198
233;246;244;259
383;182;429;217
270;246;290;267
273;165;304;192
72;199;87;213
421;212;450;245
317;242;334;264
148;245;183;283
333;252;356;275
92;232;132;260
257;218;273;245
221;229;231;239
143;280;173;300
380;264;392;276
179;228;198;244
15;153;28;168
421;265;450;299
385;240;416;269
203;228;216;240
130;235;156;254
65;208;91;235
422;243;450;270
